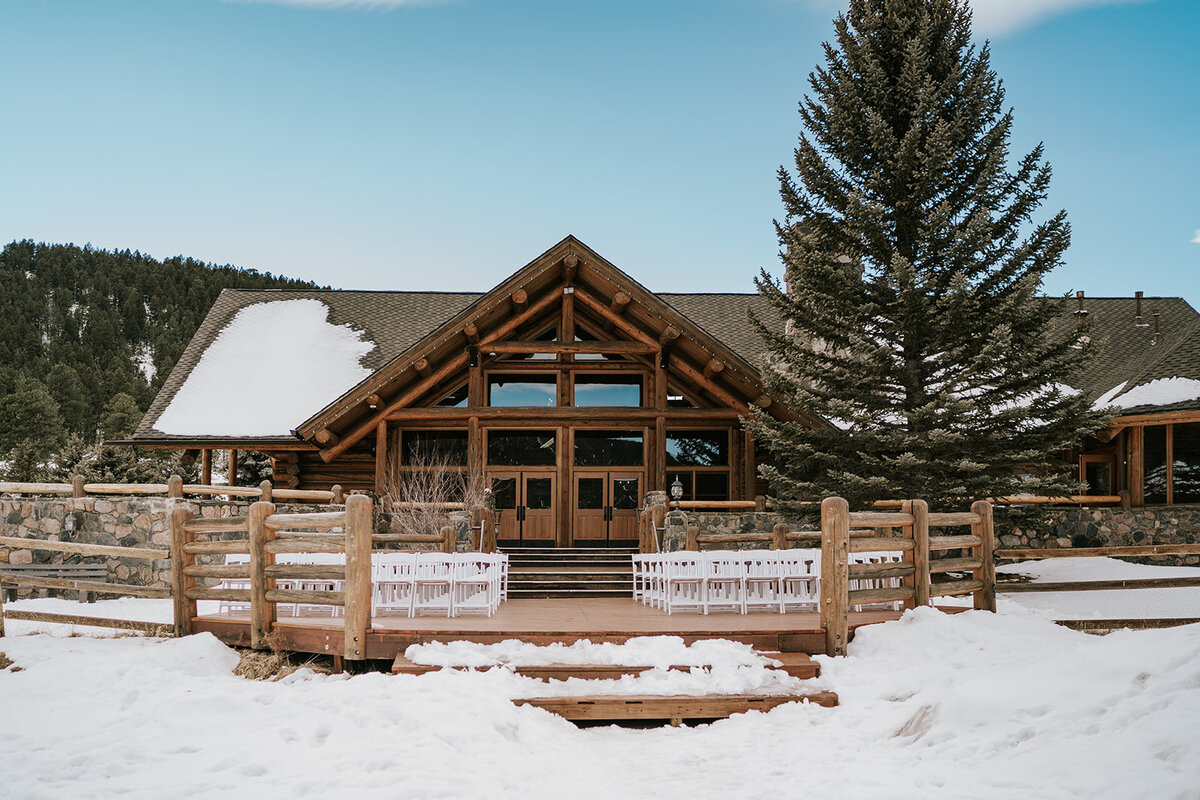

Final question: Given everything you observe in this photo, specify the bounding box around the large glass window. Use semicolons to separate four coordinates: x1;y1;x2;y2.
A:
574;431;644;467
488;374;557;407
666;431;729;466
401;431;468;466
487;430;557;466
1144;425;1168;505
1172;423;1200;504
573;375;642;407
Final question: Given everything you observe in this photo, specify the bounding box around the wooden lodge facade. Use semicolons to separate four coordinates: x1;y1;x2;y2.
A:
126;237;1200;530
128;237;821;547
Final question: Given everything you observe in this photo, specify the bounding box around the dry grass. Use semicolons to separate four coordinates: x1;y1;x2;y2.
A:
382;453;487;539
233;629;334;681
0;652;21;672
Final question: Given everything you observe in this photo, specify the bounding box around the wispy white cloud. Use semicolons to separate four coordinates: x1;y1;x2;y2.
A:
1191;229;1200;245
798;0;1155;37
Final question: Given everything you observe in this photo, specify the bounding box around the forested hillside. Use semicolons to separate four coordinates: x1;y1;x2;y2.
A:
0;240;323;480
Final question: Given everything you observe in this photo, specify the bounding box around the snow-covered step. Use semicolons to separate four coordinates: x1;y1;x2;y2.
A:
514;692;839;725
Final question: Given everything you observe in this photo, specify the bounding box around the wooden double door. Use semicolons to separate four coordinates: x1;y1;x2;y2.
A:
489;467;643;546
572;470;642;546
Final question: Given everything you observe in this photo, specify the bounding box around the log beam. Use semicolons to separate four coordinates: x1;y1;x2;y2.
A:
414;358;432;378
562;253;578;283
483;340;654;355
464;322;480;344
703;358;725;380
658;326;680;346
512;289;528;312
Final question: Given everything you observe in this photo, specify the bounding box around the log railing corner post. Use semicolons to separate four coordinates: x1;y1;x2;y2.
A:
440;525;456;554
332;485;345;505
259;480;272;503
167;475;183;499
343;494;373;661
910;499;930;608
248;500;277;650
170;506;196;637
820;496;850;657
685;525;700;551
972;500;996;612
771;522;789;551
72;474;86;499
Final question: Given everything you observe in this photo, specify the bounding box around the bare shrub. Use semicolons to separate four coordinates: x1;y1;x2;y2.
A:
381;452;488;539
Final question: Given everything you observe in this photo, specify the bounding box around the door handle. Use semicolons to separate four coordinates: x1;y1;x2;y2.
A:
518;506;526;522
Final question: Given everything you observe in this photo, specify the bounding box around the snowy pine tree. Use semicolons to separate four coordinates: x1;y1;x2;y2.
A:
752;0;1105;510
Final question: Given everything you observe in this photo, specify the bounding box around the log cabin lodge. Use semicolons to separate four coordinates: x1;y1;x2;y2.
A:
124;236;1200;546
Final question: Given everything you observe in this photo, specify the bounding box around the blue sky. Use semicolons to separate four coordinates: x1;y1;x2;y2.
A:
1;0;1196;300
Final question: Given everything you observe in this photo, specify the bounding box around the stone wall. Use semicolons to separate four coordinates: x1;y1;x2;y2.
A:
995;504;1200;565
0;495;483;598
660;503;1200;565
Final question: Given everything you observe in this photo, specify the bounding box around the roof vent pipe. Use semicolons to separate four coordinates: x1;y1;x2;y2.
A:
1134;291;1149;327
1074;290;1088;330
1152;310;1161;345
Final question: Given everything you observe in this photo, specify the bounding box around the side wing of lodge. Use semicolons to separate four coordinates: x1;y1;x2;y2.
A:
123;236;1200;542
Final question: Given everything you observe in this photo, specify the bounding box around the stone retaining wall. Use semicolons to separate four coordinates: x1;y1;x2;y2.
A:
660;504;1200;565
0;496;479;598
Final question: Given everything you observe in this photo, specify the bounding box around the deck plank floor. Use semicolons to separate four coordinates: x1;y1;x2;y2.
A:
193;598;910;657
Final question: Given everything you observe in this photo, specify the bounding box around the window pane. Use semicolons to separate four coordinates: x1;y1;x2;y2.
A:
401;431;468;466
694;472;730;502
491;477;517;509
666;431;729;466
578;477;604;509
1144;426;1167;504
488;374;557;407
1172;423;1200;504
435;385;468;407
613;478;640;509
574;375;642;407
574;431;644;466
487;431;557;466
526;477;553;510
1084;461;1113;495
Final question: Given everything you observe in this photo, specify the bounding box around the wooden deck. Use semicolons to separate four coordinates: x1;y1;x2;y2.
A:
191;597;907;658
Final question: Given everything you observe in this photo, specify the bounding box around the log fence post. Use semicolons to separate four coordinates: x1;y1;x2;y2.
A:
911;499;930;608
651;504;666;552
259;480;272;503
167;475;183;499
343;494;373;661
482;508;497;553
771;522;789;551
440;525;456;554
820;496;850;657
72;474;85;499
332;485;345;505
685;525;699;551
170;507;197;637
972;500;996;611
248;500;277;650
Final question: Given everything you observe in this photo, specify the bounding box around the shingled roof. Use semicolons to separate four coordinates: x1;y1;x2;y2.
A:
132;287;782;442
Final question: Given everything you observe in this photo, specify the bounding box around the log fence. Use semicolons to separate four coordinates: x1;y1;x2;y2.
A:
0;477;347;504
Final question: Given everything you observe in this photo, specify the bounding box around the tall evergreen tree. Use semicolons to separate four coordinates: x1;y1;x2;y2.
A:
752;0;1104;510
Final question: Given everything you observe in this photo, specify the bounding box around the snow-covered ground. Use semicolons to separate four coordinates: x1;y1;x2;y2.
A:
3;558;1200;798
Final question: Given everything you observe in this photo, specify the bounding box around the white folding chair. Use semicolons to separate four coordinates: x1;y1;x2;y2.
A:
662;554;705;615
704;552;745;614
412;553;455;617
743;552;783;613
372;552;417;616
778;551;819;612
452;555;495;617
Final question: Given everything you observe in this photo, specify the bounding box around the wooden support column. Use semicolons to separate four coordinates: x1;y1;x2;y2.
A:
1128;426;1145;506
227;449;238;485
201;448;212;486
343;494;373;661
730;433;743;499
468;417;482;479
743;431;757;499
561;288;575;364
169;507;196;637
971;500;996;612
820;496;850;657
655;415;666;493
247;500;277;650
374;420;388;495
557;427;569;548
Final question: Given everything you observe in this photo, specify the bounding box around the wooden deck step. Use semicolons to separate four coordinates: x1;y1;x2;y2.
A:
515;692;839;724
390;651;820;680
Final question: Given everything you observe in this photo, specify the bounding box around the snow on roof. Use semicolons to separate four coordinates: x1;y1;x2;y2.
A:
1109;377;1200;411
152;299;375;437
